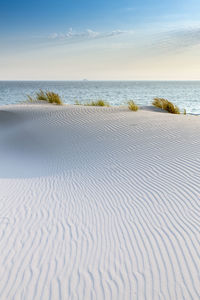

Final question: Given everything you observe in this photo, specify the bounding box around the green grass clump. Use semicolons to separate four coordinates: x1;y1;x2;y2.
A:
87;100;109;107
45;91;62;105
36;90;48;101
74;100;81;105
75;100;109;106
128;100;139;111
27;89;63;105
152;97;180;114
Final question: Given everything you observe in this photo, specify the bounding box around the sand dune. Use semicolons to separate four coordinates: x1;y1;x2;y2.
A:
0;103;199;299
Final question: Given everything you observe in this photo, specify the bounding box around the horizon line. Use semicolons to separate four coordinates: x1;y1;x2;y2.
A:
0;79;200;82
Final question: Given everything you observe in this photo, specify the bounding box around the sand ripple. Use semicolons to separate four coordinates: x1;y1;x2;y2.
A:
0;104;199;299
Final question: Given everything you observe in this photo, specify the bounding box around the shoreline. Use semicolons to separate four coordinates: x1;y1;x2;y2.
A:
1;80;200;115
1;101;200;116
1;102;200;115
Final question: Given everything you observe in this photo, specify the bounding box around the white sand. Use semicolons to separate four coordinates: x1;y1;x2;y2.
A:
0;103;199;299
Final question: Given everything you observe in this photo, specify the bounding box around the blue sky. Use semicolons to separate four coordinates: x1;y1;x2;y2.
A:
1;0;200;79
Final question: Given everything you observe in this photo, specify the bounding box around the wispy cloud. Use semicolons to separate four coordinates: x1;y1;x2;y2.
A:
154;26;200;53
49;28;133;42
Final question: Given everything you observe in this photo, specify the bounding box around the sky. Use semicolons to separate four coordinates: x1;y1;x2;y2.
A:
0;0;200;80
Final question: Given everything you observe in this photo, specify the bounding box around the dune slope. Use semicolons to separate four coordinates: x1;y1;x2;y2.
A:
0;104;199;299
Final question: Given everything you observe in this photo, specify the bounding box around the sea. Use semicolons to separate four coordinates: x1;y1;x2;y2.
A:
0;81;200;114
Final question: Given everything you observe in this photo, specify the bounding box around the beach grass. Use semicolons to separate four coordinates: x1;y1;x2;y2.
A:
74;100;81;105
26;95;35;102
86;100;109;106
75;100;109;107
45;92;62;105
152;97;180;114
36;90;48;101
27;90;63;105
128;100;139;111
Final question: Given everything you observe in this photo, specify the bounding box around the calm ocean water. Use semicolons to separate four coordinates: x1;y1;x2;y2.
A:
0;81;200;114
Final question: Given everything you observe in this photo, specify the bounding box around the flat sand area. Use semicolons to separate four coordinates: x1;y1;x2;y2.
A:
0;104;199;299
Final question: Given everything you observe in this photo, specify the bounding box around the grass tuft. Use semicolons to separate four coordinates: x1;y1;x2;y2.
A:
75;100;109;106
87;100;109;107
152;97;180;114
27;90;63;105
128;100;139;111
45;91;62;105
36;89;48;101
74;100;81;105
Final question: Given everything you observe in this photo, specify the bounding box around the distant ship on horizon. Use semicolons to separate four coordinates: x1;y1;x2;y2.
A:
82;78;89;81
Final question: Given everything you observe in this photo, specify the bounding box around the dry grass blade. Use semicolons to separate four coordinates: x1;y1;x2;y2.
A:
26;95;34;102
36;89;48;101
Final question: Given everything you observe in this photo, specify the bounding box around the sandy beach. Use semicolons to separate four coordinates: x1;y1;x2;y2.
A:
0;103;199;299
